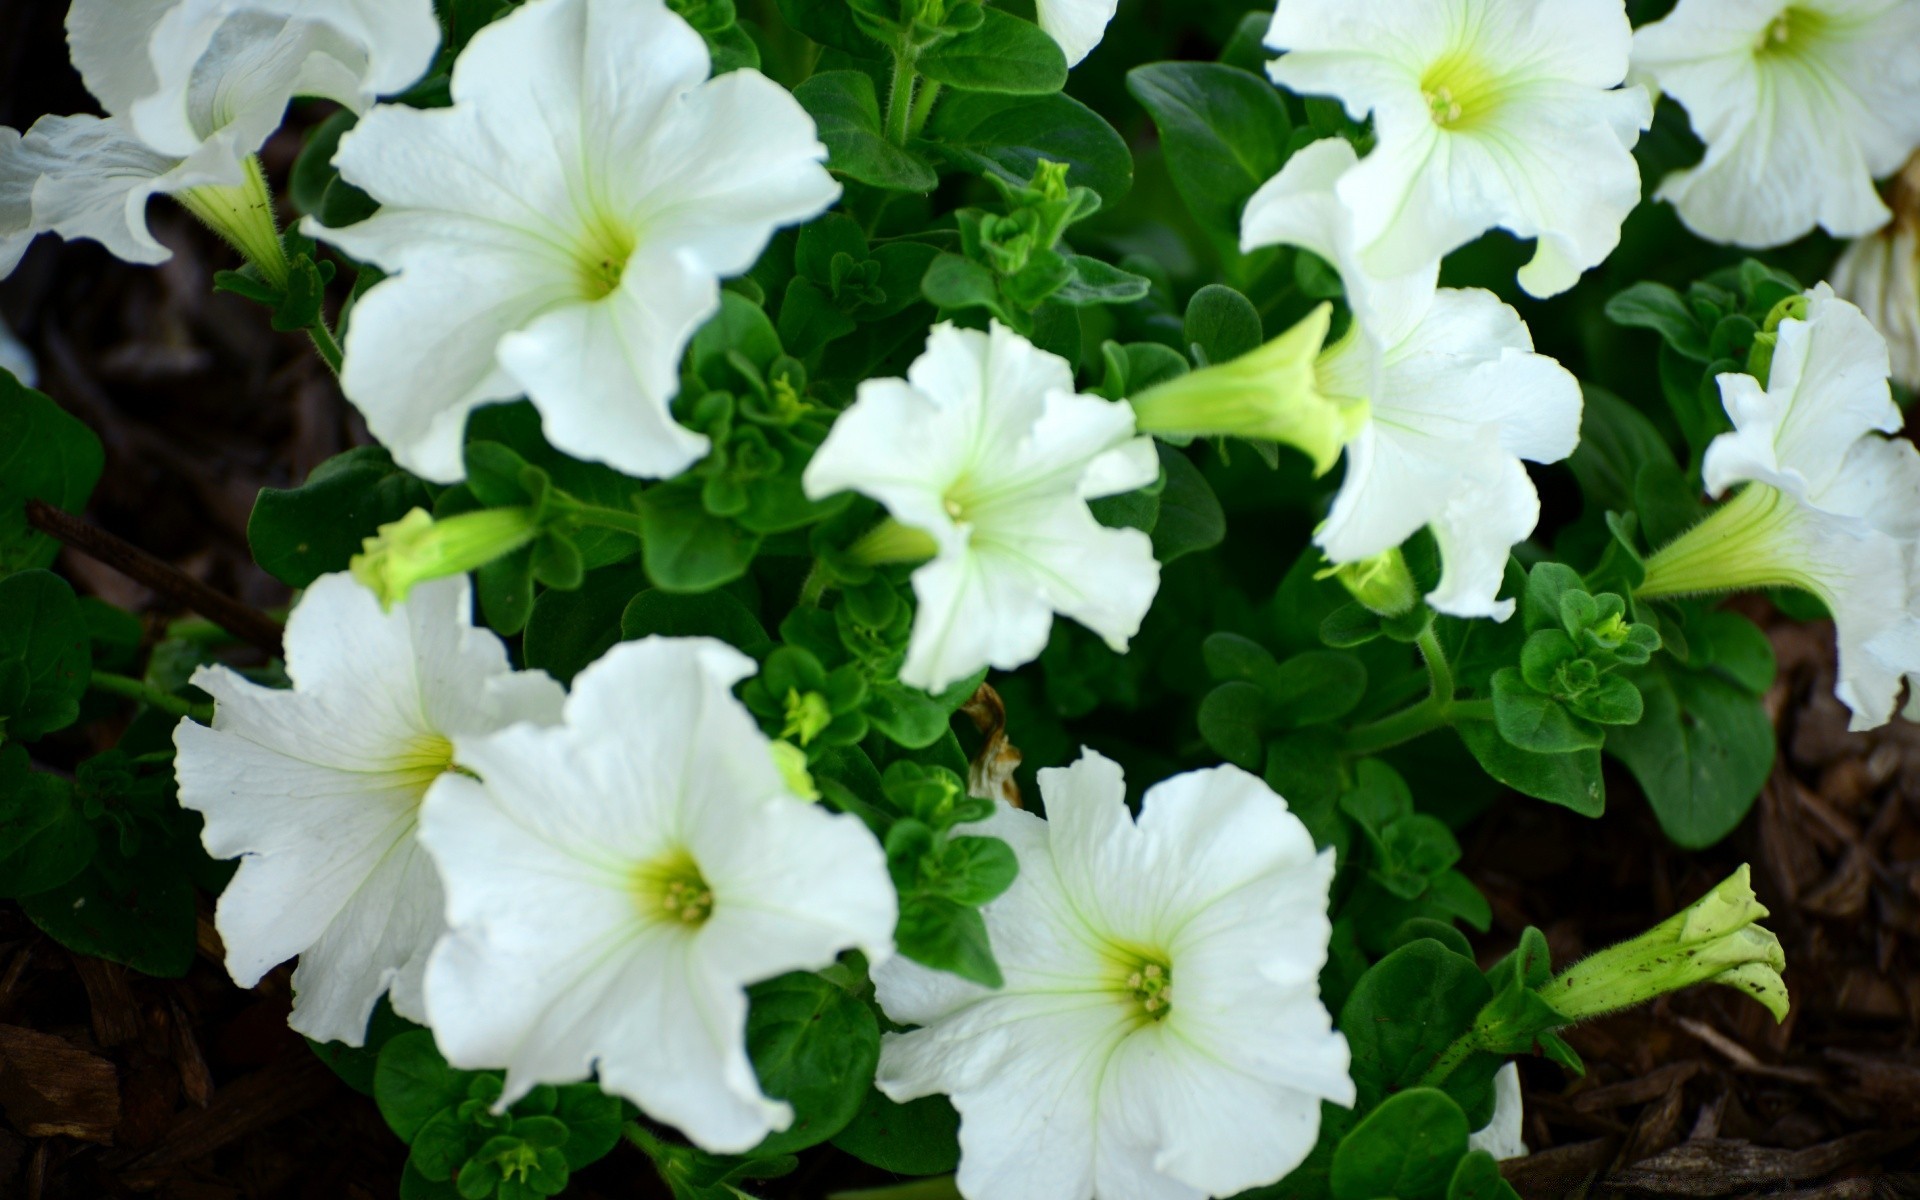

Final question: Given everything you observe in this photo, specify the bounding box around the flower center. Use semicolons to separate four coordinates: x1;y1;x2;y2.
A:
1757;6;1827;56
1123;956;1174;1021
1419;51;1499;129
632;849;716;927
573;213;639;301
391;733;457;797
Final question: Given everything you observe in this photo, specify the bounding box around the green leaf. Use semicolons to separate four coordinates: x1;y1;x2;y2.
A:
1266;650;1368;728
1151;444;1224;562
465;403;642;570
522;565;651;685
306;1000;418;1097
1125;62;1292;244
376;1030;476;1142
248;446;432;587
921;91;1133;204
20;830;197;977
921;252;1006;315
0;744;94;898
554;1084;624;1169
621;588;771;654
1456;720;1606;817
1185;284;1263;365
745;972;882;1155
1338;939;1491;1112
1448;1149;1521;1200
1605;282;1710;362
0;372;104;574
1605;660;1772;849
0;569;90;741
918;9;1067;94
832;1089;961;1175
1330;1088;1471;1200
1491;668;1604;754
775;0;874;52
1053;256;1153;307
1567;386;1673;518
637;482;762;592
1683;608;1776;694
794;71;939;192
897;893;1002;986
1198;680;1267;770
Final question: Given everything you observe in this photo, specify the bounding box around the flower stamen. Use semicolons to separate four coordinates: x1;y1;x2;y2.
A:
1123;956;1174;1021
633;849;716;927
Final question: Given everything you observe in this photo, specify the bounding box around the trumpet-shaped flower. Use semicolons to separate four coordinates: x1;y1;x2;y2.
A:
418;637;896;1153
0;0;436;278
1239;141;1581;619
803;322;1161;694
1038;0;1119;66
173;574;564;1046
1316;288;1583;621
1632;0;1920;248
1640;285;1920;729
1265;0;1652;299
309;0;840;484
874;750;1352;1200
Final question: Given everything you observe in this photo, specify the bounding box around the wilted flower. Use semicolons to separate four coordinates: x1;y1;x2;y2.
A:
874;750;1353;1200
308;0;839;483
1831;155;1920;392
1633;0;1920;247
173;574;564;1046
1265;0;1652;298
419;637;896;1152
804;322;1161;693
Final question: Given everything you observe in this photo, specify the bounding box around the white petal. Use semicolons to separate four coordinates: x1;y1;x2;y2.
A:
1240;136;1439;346
1469;1063;1528;1161
1703;284;1900;508
0;113;210;272
1831;223;1920;394
63;0;172;115
1037;0;1119;67
1425;449;1539;621
495;250;714;479
903;544;1060;692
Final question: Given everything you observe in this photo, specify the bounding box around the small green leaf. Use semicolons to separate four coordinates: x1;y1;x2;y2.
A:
1491;668;1604;754
1448;1148;1521;1200
0;372;104;574
918;9;1067;94
376;1030;476;1142
0;744;94;898
832;1089;961;1175
522;565;651;684
896;893;1002;986
1456;720;1606;817
745;972;882;1155
922;91;1133;204
1339;939;1491;1112
1605;282;1711;362
1150;444;1224;562
1125;62;1292;245
794;72;939;192
1184;284;1263;365
637;482;762;592
1331;1088;1471;1200
249;446;433;588
1605;659;1772;849
0;570;90;741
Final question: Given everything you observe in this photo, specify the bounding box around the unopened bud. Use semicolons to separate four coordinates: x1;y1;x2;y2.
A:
350;506;541;609
1321;547;1418;617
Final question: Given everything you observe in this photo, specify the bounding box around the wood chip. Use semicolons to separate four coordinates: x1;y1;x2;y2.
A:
1573;1061;1702;1112
68;954;141;1049
1606;1131;1917;1195
1672;1016;1824;1085
1503;1137;1618;1199
105;1051;337;1176
0;1024;120;1143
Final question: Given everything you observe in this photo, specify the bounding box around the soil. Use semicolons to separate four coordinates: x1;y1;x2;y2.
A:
5;2;1920;1197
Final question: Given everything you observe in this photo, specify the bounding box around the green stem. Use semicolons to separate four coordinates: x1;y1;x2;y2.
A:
1341;626;1484;757
89;672;212;722
884;51;918;146
308;319;345;375
1417;1031;1480;1090
906;79;944;138
562;502;643;537
799;559;832;607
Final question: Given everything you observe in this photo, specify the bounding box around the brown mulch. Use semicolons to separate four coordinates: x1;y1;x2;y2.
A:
7;4;1920;1197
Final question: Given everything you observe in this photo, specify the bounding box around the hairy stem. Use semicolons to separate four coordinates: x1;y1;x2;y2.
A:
885;52;918;146
89;672;213;722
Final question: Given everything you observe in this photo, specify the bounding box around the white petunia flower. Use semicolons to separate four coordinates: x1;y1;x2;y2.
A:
1641;284;1920;729
418;637;896;1153
308;0;840;484
1831;156;1920;392
1469;1063;1528;1162
1242;137;1583;621
0;0;436;277
1632;0;1920;248
1316;288;1584;622
173;574;564;1046
874;750;1352;1200
802;322;1161;694
1037;0;1119;67
1265;0;1652;299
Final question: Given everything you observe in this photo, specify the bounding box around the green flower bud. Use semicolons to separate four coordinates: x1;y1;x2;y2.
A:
174;156;290;290
1543;864;1788;1024
351;506;541;609
1320;547;1419;617
1127;304;1366;475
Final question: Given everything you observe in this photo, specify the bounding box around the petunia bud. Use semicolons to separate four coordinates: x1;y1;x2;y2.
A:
1322;547;1418;618
1542;865;1788;1024
351;506;541;610
1127;304;1366;475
